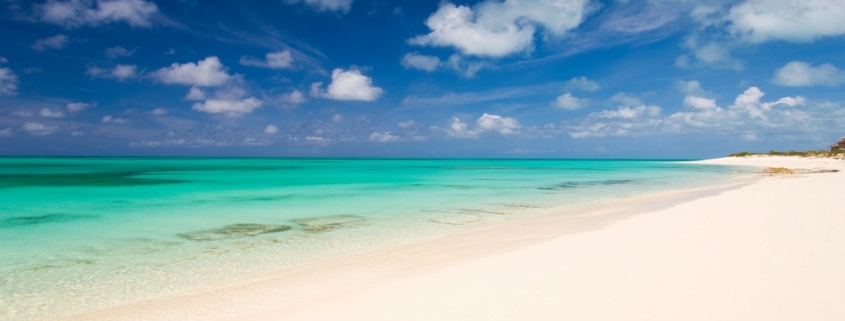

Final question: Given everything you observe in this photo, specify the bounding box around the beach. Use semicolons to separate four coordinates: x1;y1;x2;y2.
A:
45;156;845;321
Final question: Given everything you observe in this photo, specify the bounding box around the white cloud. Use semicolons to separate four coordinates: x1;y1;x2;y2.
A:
409;0;595;57
102;115;128;124
434;113;520;138
0;127;11;137
678;35;743;70
397;120;418;128
32;34;69;51
676;80;706;96
191;97;263;117
38;0;160;28
87;64;137;81
477;113;520;135
151;108;167;115
39;108;65;118
682;96;718;110
311;68;384;101
152;57;231;87
369;132;401;142
595;105;661;119
23;122;56;135
565;104;663;139
285;0;352;13
727;0;845;44
0;57;7;64
565;76;600;92
264;124;279;134
401;52;441;72
773;61;845;87
240;50;294;70
610;92;643;106
554;93;588;110
332;114;344;122
444;54;488;78
130;138;186;147
0;67;18;96
104;46;136;58
185;87;206;101
305;136;330;143
67;102;92;112
280;90;306;105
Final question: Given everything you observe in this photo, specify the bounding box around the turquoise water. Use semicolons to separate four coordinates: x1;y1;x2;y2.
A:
0;158;744;320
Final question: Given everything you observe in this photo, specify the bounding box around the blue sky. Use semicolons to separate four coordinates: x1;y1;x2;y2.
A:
1;0;844;158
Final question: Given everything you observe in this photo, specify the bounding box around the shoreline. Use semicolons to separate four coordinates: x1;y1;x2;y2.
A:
51;161;750;321
54;156;845;321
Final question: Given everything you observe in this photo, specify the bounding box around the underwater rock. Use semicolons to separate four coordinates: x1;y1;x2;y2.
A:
292;215;365;233
540;179;633;190
428;214;482;226
457;208;516;215
176;223;291;241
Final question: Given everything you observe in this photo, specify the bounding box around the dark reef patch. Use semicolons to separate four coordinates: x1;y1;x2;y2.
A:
292;215;365;233
539;179;634;191
1;214;96;227
0;172;187;188
176;223;291;241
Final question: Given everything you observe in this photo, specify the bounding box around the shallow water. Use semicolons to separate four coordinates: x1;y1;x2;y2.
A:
0;158;744;320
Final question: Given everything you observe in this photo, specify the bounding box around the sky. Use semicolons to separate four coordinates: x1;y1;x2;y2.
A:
0;0;844;158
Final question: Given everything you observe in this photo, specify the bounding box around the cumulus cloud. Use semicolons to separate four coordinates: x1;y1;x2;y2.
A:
595;105;661;119
0;67;19;96
554;93;588;110
311;68;384;101
152;57;231;87
369;132;401;142
610;92;643;106
682;96;718;110
264;125;279;134
727;0;845;44
676;80;706;96
23;122;56;135
191;97;263;117
397;120;418;128
285;0;352;13
665;87;806;134
185;87;206;101
151;108;167;115
87;64;137;81
67;102;93;112
564;76;600;92
0;127;11;137
37;0;160;28
434;113;520;138
104;46;136;58
32;34;69;51
678;0;845;69
401;52;441;72
566;104;663;139
773;61;845;87
410;0;595;57
240;50;294;69
477;113;520;135
102;115;128;124
39;108;65;118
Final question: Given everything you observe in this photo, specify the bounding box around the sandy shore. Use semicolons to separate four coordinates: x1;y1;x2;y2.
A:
60;156;845;321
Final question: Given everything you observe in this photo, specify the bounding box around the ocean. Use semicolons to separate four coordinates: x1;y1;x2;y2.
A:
0;157;746;320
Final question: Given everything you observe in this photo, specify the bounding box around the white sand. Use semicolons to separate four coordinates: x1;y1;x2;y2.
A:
62;156;845;321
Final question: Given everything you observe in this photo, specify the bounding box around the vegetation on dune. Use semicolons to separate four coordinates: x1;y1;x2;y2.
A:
729;150;845;158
